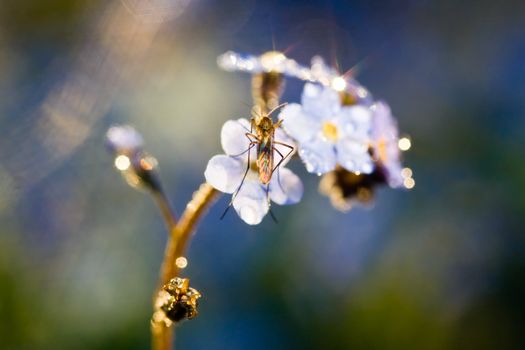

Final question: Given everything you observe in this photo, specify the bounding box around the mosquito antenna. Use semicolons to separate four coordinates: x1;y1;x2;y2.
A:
240;101;252;109
267;102;288;118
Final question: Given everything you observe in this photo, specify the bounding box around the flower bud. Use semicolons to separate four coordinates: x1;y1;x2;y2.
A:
106;125;163;193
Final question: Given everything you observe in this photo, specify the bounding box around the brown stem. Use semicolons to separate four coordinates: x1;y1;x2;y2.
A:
152;190;177;230
251;72;284;113
152;182;219;350
150;55;283;350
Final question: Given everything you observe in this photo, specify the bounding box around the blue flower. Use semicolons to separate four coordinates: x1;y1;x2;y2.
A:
204;118;303;225
279;83;374;175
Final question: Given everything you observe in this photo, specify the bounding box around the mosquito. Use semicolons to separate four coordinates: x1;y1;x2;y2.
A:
221;103;295;220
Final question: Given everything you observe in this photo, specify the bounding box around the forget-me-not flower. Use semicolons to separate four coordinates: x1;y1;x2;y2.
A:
204;118;303;225
279;83;374;175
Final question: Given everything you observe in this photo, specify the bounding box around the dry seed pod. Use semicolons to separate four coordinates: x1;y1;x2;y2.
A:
154;277;201;326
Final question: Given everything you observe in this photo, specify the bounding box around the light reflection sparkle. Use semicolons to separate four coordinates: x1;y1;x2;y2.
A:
175;256;188;269
398;137;411;151
115;155;131;171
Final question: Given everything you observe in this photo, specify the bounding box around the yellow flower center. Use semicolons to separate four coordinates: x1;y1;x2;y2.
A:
322;122;339;142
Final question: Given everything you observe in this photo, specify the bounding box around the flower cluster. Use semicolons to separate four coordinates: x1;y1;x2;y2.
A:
280;82;374;175
205;51;413;224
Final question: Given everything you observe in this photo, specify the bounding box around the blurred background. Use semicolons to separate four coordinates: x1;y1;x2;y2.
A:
0;0;524;349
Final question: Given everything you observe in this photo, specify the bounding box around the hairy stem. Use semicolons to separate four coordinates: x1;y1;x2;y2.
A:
152;182;219;350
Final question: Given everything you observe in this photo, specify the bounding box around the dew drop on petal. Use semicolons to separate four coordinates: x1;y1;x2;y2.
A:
232;181;268;225
298;141;337;175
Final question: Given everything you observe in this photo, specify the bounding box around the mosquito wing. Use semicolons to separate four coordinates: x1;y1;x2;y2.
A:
257;135;274;185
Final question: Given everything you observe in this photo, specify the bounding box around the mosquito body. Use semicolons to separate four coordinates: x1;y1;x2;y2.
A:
250;114;282;185
221;104;294;220
245;104;293;187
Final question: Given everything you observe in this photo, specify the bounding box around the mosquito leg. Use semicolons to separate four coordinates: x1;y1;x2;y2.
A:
246;132;259;142
239;123;251;133
266;183;278;223
229;141;256;158
270;142;295;193
221;140;255;220
276;165;283;193
265;183;271;207
272;147;286;192
271;142;294;175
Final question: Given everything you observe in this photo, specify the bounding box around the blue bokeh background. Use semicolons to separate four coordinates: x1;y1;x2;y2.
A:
0;0;524;349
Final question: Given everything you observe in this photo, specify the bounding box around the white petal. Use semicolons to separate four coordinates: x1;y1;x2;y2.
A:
221;118;252;156
204;155;244;194
331;106;372;138
346;105;372;125
298;139;337;174
371;101;398;140
269;168;303;205
279;104;319;143
301;83;341;119
232;181;269;225
336;139;374;174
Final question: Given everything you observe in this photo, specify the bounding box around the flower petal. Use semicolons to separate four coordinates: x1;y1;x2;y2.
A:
301;83;341;119
331;105;372;138
336;138;374;174
371;101;398;140
298;138;337;174
279;103;319;143
385;162;404;188
204;155;244;194
371;101;404;186
221;118;253;156
232;180;269;225
269;168;303;205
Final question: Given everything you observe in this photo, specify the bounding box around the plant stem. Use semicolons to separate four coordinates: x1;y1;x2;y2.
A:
152;190;177;230
151;182;219;350
251;72;284;113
